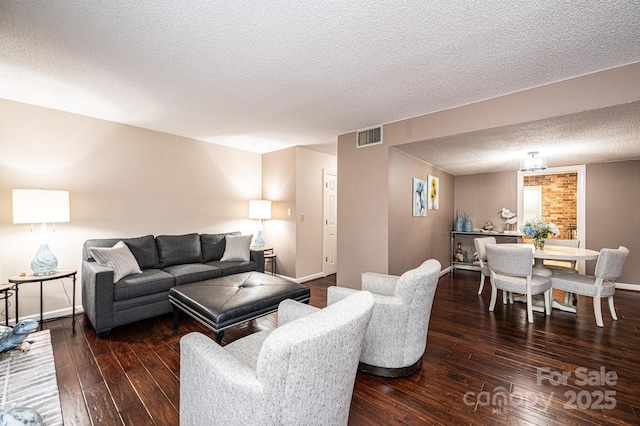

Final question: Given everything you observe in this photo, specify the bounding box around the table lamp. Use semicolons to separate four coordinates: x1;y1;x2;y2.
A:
249;200;271;248
12;189;70;276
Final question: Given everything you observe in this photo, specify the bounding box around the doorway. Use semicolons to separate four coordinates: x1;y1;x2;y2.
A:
517;165;586;271
323;170;337;276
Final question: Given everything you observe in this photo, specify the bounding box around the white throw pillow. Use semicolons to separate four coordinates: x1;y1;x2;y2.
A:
220;234;253;262
89;241;143;282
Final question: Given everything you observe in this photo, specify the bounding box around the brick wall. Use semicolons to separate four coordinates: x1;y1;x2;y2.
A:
524;173;577;240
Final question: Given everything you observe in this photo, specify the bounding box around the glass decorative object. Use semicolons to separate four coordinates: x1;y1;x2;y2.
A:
455;210;463;232
464;212;473;232
534;237;546;251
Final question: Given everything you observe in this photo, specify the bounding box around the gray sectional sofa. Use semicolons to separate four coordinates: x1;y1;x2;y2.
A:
82;232;264;336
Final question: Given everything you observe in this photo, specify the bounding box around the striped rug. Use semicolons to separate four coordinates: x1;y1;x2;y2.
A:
0;330;63;425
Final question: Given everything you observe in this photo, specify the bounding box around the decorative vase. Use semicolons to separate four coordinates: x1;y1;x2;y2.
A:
464;212;473;232
455;209;463;232
0;404;43;425
533;237;545;251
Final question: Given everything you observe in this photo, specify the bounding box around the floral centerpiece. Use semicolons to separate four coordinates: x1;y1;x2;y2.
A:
521;216;559;250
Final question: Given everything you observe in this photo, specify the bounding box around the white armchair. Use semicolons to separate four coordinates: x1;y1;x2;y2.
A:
179;291;374;426
327;259;441;377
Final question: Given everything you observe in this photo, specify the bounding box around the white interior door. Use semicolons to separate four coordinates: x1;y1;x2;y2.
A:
323;170;337;276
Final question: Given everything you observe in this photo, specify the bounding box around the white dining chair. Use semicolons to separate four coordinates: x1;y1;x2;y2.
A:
474;237;496;294
544;239;580;275
551;246;629;327
486;244;551;323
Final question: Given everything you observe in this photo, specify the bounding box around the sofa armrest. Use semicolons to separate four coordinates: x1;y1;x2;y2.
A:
251;249;265;273
81;260;116;335
361;272;400;297
180;332;264;425
277;299;320;327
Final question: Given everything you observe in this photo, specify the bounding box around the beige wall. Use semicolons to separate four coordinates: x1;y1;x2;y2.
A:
585;160;640;284
262;147;297;278
262;146;337;280
455;171;519;233
338;63;640;289
388;148;453;276
0;99;262;320
337;136;389;287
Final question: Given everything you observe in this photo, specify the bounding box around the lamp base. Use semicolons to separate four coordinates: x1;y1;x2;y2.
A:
254;230;266;248
31;243;58;276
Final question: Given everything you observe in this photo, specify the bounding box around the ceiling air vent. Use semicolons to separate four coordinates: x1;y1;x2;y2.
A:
357;126;383;148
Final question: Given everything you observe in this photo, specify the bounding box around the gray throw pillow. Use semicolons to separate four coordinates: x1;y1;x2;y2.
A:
220;235;253;262
90;241;143;282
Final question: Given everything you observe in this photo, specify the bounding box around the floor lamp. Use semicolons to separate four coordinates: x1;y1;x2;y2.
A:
12;189;70;276
249;200;271;248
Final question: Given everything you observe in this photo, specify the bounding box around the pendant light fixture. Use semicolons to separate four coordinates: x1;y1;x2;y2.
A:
519;152;547;172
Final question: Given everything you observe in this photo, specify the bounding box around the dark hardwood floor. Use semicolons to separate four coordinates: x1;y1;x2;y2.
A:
46;270;640;425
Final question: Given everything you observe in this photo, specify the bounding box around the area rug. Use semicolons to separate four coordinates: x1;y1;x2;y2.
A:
0;329;63;425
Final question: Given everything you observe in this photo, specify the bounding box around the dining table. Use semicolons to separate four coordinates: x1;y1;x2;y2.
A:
497;243;600;313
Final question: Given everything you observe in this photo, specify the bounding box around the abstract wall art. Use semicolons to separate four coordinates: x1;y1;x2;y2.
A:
413;178;426;217
428;175;439;210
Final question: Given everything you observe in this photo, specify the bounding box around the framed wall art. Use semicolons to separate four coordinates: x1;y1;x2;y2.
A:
428;175;439;210
413;178;426;217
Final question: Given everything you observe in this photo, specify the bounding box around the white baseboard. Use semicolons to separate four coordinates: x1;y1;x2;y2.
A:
440;266;452;277
290;272;325;284
5;305;84;327
615;282;640;291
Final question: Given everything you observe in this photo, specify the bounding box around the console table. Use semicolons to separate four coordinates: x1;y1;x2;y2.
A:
450;231;522;275
9;268;77;330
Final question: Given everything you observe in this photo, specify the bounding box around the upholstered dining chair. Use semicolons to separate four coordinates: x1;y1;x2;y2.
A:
544;238;581;274
326;259;441;377
551;246;629;327
474;237;496;294
179;291;374;426
486;244;551;323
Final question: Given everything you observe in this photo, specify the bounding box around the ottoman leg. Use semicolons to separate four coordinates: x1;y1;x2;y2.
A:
215;330;224;345
173;307;179;334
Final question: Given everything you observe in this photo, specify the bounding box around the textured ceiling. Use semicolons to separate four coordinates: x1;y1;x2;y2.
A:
1;1;640;168
396;101;640;176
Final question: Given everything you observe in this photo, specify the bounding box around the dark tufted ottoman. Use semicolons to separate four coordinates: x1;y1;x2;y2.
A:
169;271;310;343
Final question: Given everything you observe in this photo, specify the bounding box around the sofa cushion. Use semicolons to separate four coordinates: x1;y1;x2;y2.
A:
84;235;160;270
220;234;253;261
156;233;203;268
206;260;257;276
201;232;240;262
163;263;222;285
89;241;143;283
114;269;175;301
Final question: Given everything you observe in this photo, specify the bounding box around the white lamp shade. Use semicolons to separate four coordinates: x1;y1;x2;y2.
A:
249;200;272;220
12;189;70;224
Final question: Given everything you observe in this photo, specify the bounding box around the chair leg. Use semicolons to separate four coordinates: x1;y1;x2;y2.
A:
489;285;497;312
502;290;508;305
563;291;571;304
608;296;618;321
545;290;551;316
478;274;485;294
593;297;604;327
526;292;534;323
509;292;514;304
